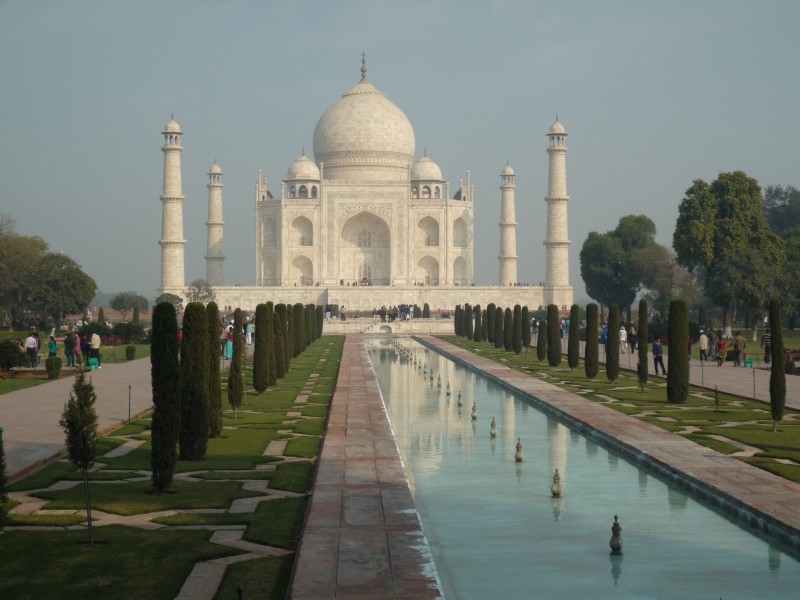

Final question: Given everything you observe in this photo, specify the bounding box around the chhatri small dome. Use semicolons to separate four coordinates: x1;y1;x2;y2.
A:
412;155;443;181
163;117;181;133
209;163;223;174
312;59;415;177
548;120;566;135
501;165;515;176
287;153;320;180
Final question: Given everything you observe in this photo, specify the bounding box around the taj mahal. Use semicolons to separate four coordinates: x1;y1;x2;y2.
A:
158;59;573;312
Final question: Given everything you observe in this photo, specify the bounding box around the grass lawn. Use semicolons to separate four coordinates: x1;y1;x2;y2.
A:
441;335;800;484
1;334;344;600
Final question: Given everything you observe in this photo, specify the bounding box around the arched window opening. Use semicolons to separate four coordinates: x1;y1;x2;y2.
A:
299;185;308;199
422;185;431;198
434;186;441;199
311;186;318;199
357;230;373;248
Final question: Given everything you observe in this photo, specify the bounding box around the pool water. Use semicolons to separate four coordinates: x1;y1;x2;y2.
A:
367;339;800;600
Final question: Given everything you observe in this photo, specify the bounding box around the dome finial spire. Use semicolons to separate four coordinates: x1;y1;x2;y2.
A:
361;51;367;81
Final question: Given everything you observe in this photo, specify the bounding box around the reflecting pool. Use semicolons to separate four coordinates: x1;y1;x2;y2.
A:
367;338;800;600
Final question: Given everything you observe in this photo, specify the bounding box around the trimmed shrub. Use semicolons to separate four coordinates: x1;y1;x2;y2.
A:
522;306;531;355
273;314;286;380
253;304;269;393
413;305;422;319
293;303;305;356
585;304;599;379
547;305;561;366
473;305;482;342
637;299;649;389
206;302;222;439
0;339;26;371
568;304;579;372
481;309;488;342
606;305;620;382
276;304;291;371
503;308;513;352
537;319;548;362
465;303;473;341
667;300;689;404
423;303;431;318
125;345;136;361
487;303;497;343
512;305;522;354
494;307;504;349
769;299;785;431
132;305;140;325
179;302;209;460
454;305;462;336
79;320;112;339
228;308;245;418
97;307;105;327
112;322;146;343
150;302;180;493
45;356;62;379
316;305;324;338
0;431;7;523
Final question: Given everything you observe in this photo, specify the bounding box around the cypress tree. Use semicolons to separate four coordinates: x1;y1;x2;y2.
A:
228;307;244;419
473;304;482;342
132;304;140;325
585;304;599;379
465;303;473;341
454;305;462;336
606;304;620;382
487;303;497;343
521;306;531;357
253;304;269;393
568;304;579;372
206;302;222;438
266;302;276;387
293;303;304;356
0;430;7;525
537;319;548;361
637;299;649;390
413;305;422;318
273;313;286;379
481;309;489;342
179;302;210;460
97;307;105;326
276;304;291;370
512;304;523;354
494;306;504;349
286;307;295;359
547;304;561;366
150;302;180;492
59;369;99;546
769;299;785;432
503;308;513;352
423;303;431;318
316;305;324;338
667;300;689;404
306;304;315;345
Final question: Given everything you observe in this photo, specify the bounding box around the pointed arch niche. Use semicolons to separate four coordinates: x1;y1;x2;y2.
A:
417;216;439;247
453;256;467;285
417;256;439;285
291;255;313;286
291;216;313;246
453;217;468;248
340;212;391;285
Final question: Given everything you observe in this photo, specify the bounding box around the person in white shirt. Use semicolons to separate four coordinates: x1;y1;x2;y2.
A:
619;326;628;353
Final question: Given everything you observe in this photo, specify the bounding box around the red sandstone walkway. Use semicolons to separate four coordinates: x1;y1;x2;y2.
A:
417;335;800;552
290;334;442;599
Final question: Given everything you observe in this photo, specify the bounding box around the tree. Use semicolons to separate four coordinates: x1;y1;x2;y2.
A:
568;304;579;372
185;279;216;305
179;302;209;460
503;308;513;352
494;306;504;349
481;309;488;342
150;302;181;492
454;305;462;336
0;427;7;525
155;293;184;314
769;299;785;432
59;370;98;546
132;304;140;325
486;303;497;343
512;304;522;354
316;305;324;338
465;303;473;341
276;304;291;370
305;304;315;346
637;298;649;390
667;300;689;404
547;305;561;366
630;245;700;317
293;303;305;356
97;307;106;327
423;303;431;318
228;308;244;419
0;226;48;321
674;172;786;331
536;318;548;362
606;304;620;382
585;304;599;379
24;253;96;328
522;306;531;356
273;312;286;380
473;304;482;342
206;302;222;438
253;303;269;393
111;291;142;321
763;185;800;237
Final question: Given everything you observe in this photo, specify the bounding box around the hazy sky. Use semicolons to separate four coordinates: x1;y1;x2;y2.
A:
2;0;798;303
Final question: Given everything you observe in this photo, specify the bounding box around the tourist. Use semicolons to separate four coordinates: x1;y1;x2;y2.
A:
80;333;90;367
619;325;628;353
90;331;102;367
628;326;637;352
716;336;728;367
48;335;58;357
24;332;38;367
64;332;76;368
761;328;772;364
698;330;709;361
732;331;746;367
653;337;666;376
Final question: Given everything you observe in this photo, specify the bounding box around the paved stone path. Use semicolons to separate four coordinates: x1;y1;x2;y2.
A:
290;334;443;599
418;335;800;552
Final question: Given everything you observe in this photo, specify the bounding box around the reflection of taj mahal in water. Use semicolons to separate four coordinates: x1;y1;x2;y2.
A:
158;58;573;311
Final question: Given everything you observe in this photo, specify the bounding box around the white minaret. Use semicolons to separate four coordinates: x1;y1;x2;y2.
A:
498;164;518;286
544;118;571;295
205;162;224;285
159;116;186;292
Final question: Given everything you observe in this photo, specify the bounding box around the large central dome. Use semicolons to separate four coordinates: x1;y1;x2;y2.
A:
312;70;415;182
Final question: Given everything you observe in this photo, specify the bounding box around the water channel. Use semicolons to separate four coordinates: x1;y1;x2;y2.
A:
366;338;800;599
